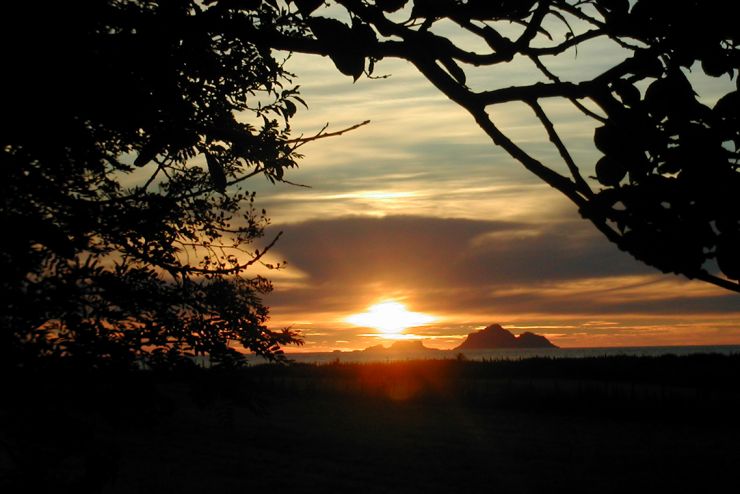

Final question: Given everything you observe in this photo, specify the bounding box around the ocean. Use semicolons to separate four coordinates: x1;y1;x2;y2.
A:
282;345;740;364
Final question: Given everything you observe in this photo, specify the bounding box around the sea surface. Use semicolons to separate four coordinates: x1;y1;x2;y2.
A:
282;345;740;364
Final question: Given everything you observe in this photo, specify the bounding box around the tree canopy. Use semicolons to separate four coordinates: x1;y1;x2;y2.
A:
269;0;739;293
1;0;311;369
2;0;738;369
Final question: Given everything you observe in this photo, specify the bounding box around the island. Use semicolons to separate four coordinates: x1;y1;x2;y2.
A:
454;324;557;350
346;326;557;355
358;340;439;354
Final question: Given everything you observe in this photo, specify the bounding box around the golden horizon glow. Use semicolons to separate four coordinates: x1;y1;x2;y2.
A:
258;52;740;352
345;301;436;336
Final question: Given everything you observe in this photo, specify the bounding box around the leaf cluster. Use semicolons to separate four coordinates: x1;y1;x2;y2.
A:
593;69;739;279
1;0;307;369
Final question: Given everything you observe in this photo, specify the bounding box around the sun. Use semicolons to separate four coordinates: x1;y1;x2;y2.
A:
345;301;436;336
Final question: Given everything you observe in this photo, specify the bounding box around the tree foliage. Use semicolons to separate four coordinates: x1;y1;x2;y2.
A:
1;0;309;369
268;0;740;293
2;1;738;370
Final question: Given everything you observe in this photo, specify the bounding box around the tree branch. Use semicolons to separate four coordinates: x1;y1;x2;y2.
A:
528;99;593;198
409;55;586;210
694;271;740;294
288;120;371;146
524;28;606;56
166;231;284;276
477;80;593;107
515;0;553;50
528;54;608;122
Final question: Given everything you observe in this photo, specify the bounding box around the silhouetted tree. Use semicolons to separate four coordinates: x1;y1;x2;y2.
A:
269;0;740;293
0;1;312;369
3;1;738;370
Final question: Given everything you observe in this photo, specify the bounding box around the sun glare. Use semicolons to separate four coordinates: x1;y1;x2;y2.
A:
345;301;436;336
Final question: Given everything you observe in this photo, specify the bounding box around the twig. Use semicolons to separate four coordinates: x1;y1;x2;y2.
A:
530;54;607;122
288;120;371;146
528;99;593;198
164;231;284;276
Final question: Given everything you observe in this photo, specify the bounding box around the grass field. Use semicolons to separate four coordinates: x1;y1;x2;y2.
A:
2;355;740;493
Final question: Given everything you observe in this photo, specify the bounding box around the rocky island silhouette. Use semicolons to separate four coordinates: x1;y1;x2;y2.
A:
352;324;557;353
360;340;438;353
454;324;558;350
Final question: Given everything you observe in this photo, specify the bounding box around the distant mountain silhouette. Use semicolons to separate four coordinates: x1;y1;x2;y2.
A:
454;324;557;350
359;340;439;353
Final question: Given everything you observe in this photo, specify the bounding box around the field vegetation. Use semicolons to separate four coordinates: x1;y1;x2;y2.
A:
3;354;740;492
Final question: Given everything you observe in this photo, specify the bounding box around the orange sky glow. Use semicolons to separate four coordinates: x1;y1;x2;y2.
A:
239;20;739;353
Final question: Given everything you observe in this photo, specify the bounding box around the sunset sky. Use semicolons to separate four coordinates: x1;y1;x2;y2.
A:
244;16;739;352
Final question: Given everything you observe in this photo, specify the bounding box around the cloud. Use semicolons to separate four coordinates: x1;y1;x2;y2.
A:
242;32;740;350
264;215;738;329
247;51;619;226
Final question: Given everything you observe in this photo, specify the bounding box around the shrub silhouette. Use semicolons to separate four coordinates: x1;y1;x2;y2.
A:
1;1;308;369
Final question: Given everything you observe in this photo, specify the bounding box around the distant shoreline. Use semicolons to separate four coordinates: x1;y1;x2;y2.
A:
291;343;740;353
7;351;740;493
283;344;740;364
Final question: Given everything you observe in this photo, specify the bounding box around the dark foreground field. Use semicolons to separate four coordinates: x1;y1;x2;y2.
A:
3;354;740;493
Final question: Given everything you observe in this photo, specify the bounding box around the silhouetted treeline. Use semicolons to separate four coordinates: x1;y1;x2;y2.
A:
235;354;740;420
249;353;740;387
6;354;740;413
4;354;740;493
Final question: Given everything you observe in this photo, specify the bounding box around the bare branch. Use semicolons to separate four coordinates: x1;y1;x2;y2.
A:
694;271;740;294
528;99;593;198
449;18;515;63
166;231;284;276
477;81;593;107
515;0;553;50
408;55;586;210
529;54;607;122
525;28;606;57
288;120;371;146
